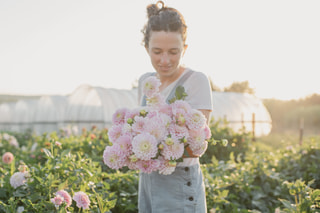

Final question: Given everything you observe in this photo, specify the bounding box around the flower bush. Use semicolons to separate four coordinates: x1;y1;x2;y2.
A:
1;122;320;212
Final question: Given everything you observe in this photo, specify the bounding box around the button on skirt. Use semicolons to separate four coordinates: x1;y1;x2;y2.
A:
138;162;207;213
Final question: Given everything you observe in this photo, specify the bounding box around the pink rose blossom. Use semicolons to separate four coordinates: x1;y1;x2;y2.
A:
2;152;14;164
73;191;90;209
56;190;72;207
142;76;161;97
10;172;27;189
112;108;129;125
132;133;158;160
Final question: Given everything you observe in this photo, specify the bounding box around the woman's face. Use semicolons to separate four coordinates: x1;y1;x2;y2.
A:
146;31;187;78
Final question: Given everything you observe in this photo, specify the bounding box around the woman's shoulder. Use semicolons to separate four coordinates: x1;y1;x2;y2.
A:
138;72;156;84
187;68;210;82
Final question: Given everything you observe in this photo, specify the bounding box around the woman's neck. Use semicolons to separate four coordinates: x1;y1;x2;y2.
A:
158;67;186;91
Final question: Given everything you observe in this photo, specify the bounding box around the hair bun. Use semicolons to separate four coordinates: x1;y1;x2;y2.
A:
146;1;165;18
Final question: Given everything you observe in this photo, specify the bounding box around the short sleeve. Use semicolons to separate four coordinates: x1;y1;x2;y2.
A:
183;71;213;111
138;72;154;105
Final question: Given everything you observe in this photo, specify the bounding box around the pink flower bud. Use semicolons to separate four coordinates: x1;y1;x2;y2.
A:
2;152;14;164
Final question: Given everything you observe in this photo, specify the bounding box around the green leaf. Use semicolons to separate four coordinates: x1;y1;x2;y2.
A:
175;85;188;100
43;148;54;159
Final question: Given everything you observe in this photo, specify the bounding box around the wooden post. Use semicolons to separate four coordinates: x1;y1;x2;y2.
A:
299;118;304;146
241;113;244;130
252;113;256;142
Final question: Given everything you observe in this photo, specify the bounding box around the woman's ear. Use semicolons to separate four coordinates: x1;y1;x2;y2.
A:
182;44;188;56
145;45;150;55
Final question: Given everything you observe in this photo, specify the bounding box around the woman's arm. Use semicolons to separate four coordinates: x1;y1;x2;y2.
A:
198;109;211;125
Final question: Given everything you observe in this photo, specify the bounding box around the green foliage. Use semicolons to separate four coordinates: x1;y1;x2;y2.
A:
1;123;320;212
279;179;320;212
263;94;320;133
223;81;255;94
201;118;251;164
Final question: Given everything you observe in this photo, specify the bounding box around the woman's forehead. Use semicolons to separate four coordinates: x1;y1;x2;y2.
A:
149;31;184;48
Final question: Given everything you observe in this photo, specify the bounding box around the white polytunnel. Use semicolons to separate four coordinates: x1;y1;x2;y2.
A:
11;99;38;132
33;95;68;135
211;92;272;136
0;102;15;131
0;85;272;137
64;85;139;131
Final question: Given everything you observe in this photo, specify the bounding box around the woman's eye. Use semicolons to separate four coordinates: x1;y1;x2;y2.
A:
153;51;161;55
169;50;179;55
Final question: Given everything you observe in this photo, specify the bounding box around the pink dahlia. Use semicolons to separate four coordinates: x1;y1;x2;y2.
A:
9;136;19;148
56;190;72;207
146;93;166;107
115;135;132;156
161;139;184;160
10;172;27;189
131;116;147;134
51;194;64;207
171;100;192;114
144;116;167;141
188;128;206;149
132;133;158;160
159;104;173;117
158;157;176;175
142;76;161;97
108;124;123;143
186;109;206;129
73;191;90;210
124;108;140;121
2;152;14;164
191;141;208;156
136;159;161;174
204;125;212;139
103;144;126;169
168;124;189;139
173;108;187;126
112;108;129;125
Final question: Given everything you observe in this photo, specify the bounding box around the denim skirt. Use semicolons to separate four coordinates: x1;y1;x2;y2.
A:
138;162;207;213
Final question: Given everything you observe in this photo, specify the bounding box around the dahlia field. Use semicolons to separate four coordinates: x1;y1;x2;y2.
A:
1;122;320;212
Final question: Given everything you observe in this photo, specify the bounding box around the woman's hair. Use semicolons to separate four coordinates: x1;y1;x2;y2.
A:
142;1;187;48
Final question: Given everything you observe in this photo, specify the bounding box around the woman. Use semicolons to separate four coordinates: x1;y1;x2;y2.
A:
138;1;213;212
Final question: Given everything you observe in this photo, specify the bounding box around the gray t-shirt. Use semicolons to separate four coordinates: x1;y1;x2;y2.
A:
138;68;213;111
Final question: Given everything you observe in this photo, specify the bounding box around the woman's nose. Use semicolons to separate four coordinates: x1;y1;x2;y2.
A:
160;53;169;64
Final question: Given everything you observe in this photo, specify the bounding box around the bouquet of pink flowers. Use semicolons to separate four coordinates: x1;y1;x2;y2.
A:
103;76;211;175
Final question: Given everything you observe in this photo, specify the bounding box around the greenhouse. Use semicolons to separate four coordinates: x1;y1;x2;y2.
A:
0;85;272;136
0;102;15;131
10;99;38;133
211;92;272;136
63;85;138;131
33;95;68;135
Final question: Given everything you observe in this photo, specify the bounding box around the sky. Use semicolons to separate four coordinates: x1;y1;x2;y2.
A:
0;0;319;100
